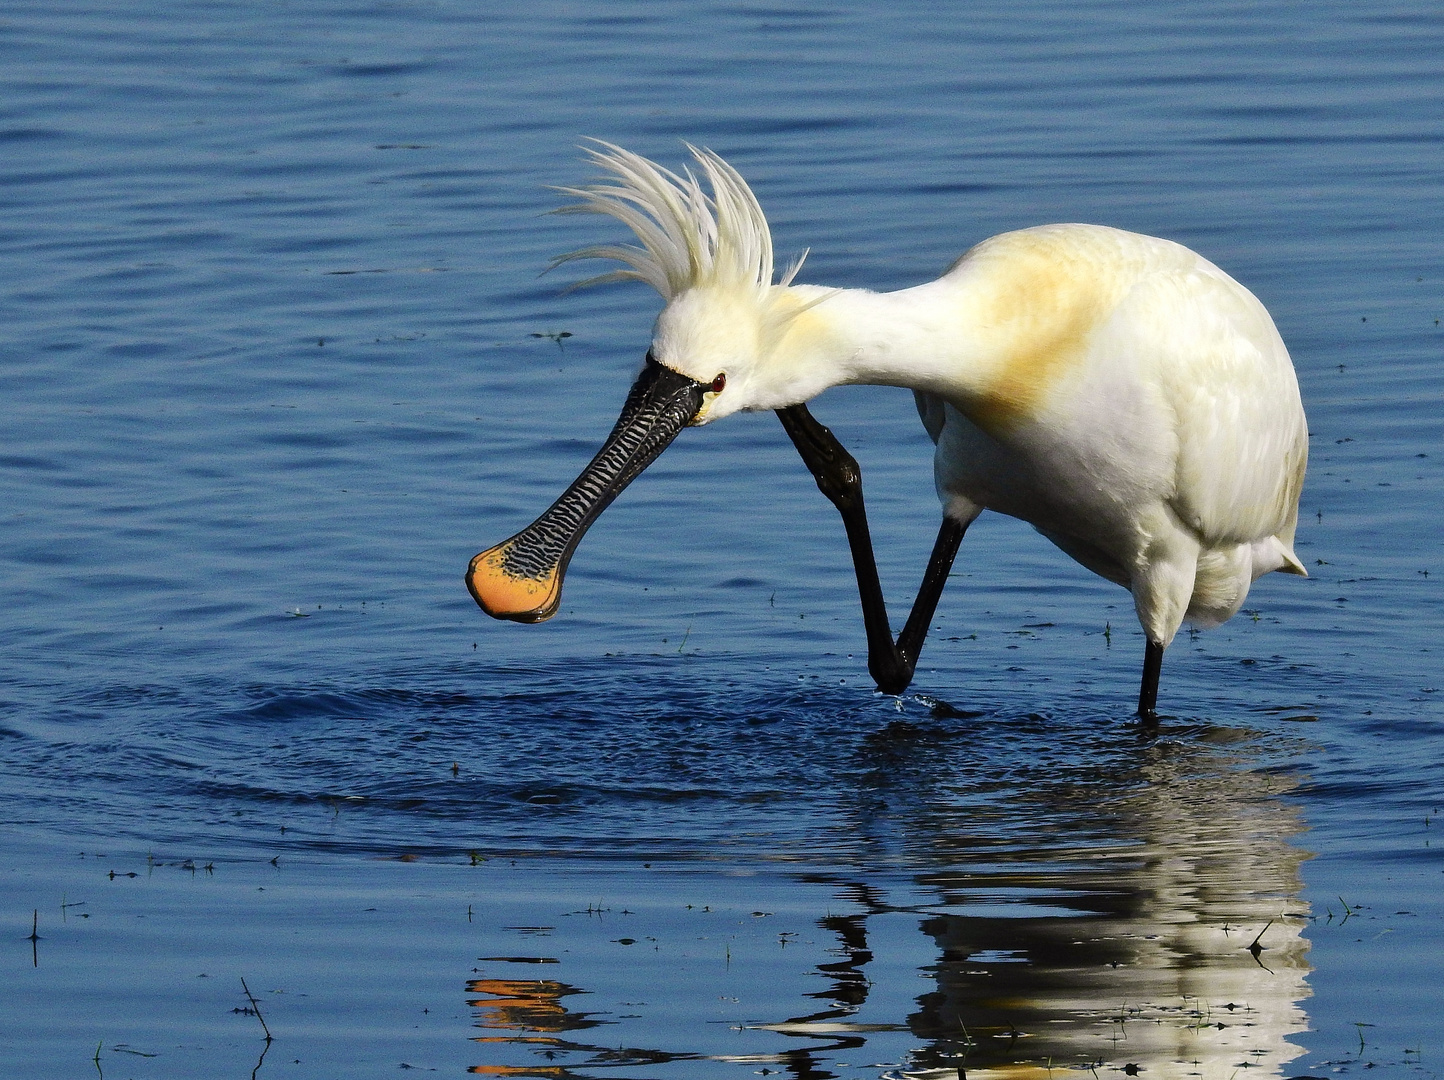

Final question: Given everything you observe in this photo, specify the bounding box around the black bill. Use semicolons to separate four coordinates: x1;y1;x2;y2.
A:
467;358;708;622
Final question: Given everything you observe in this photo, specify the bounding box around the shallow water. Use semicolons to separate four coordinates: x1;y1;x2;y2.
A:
2;1;1443;1077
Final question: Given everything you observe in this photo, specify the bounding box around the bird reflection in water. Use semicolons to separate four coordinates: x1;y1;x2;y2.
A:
867;721;1313;1078
466;727;1311;1080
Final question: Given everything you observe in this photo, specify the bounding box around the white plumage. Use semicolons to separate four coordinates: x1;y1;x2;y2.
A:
473;142;1308;717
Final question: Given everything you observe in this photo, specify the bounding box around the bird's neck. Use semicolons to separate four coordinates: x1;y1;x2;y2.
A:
766;237;1126;436
766;280;979;405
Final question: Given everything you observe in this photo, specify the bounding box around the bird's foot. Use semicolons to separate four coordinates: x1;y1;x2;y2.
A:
869;650;916;695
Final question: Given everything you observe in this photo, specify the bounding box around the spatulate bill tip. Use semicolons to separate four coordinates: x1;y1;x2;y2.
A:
467;542;563;623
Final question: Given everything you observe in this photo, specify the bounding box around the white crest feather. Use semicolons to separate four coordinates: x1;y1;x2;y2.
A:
550;141;808;305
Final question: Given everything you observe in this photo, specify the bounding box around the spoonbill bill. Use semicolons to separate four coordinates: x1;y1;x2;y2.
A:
468;143;1308;722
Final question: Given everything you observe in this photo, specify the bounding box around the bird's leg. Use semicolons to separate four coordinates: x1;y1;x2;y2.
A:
896;515;966;666
776;405;898;686
1137;639;1164;725
776;404;964;694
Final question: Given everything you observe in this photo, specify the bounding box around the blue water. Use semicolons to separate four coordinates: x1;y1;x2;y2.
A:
2;2;1443;1077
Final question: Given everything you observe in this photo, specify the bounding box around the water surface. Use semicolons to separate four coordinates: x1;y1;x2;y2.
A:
2;2;1442;1077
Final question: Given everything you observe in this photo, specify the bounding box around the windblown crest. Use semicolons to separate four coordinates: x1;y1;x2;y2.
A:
551;142;806;304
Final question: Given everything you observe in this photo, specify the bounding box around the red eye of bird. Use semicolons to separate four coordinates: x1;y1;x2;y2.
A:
710;373;726;393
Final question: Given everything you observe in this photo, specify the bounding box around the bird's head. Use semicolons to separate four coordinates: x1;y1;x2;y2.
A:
647;286;772;423
467;142;824;622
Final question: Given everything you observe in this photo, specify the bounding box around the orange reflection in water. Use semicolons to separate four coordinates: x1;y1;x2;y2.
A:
466;975;611;1079
465;976;603;1034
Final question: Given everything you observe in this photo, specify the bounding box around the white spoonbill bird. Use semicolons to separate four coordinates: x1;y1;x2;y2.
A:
468;143;1308;722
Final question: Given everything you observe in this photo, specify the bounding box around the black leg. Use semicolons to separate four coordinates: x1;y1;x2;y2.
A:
1138;639;1164;725
777;404;965;694
897;516;966;667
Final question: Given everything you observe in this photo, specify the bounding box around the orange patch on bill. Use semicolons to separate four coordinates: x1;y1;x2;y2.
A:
466;541;562;623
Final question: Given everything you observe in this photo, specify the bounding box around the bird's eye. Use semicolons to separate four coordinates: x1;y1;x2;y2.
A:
710;373;726;393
